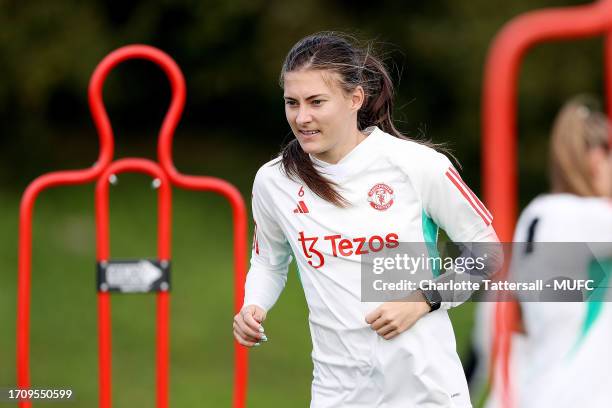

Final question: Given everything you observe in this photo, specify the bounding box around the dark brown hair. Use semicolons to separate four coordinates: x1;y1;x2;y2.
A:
279;31;440;207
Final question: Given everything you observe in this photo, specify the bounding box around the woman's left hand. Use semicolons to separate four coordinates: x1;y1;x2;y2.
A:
365;291;431;340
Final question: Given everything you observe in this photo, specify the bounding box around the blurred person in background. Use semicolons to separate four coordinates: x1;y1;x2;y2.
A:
475;96;612;407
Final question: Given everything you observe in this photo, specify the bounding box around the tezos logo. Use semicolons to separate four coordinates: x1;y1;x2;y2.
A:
368;183;394;211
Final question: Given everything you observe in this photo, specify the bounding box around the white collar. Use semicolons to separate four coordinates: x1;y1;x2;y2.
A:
309;126;383;178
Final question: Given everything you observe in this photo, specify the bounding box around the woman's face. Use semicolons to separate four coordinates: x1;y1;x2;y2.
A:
283;69;363;163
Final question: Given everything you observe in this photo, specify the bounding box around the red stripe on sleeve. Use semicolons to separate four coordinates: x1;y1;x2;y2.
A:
448;167;493;221
445;170;491;226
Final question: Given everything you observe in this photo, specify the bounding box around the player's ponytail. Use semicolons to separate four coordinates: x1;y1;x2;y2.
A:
549;96;610;196
357;49;403;139
279;32;443;207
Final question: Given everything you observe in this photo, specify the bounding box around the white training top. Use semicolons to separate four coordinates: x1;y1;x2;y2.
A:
244;126;497;407
505;194;612;408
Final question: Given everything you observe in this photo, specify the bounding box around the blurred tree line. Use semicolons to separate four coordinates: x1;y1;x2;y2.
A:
0;0;603;202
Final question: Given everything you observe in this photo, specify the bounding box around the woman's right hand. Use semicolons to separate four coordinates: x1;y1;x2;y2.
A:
233;304;268;347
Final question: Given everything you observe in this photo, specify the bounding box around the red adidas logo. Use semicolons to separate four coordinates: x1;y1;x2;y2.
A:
293;201;309;214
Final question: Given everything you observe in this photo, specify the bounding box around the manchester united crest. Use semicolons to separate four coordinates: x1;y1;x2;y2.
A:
368;183;395;211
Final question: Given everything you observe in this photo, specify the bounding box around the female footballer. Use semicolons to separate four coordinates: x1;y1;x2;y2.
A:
233;32;501;407
484;97;612;408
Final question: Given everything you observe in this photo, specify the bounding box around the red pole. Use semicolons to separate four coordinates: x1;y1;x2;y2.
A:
17;147;110;408
482;1;612;406
606;31;612;123
95;159;172;408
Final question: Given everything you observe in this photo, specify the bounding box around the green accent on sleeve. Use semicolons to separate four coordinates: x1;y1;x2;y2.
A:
582;259;612;332
422;211;441;277
568;258;612;358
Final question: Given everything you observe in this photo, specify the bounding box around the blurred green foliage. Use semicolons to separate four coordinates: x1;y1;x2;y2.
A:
0;0;607;405
0;0;603;199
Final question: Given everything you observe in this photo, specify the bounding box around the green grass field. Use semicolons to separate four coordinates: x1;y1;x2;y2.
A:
0;171;477;407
